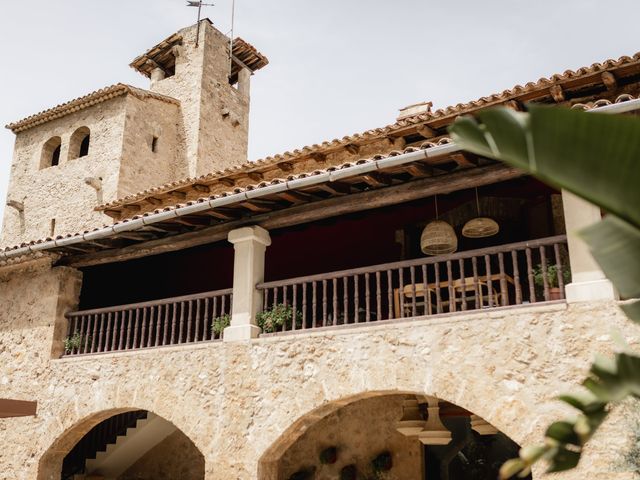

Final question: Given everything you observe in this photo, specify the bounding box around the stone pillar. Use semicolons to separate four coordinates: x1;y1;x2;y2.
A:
150;67;166;86
561;190;617;302
238;67;251;99
224;226;271;341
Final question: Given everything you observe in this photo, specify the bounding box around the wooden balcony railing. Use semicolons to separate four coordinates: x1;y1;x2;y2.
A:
257;235;568;333
63;288;232;356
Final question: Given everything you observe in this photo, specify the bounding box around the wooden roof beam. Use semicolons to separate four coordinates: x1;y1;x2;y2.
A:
450;152;478;168
416;125;436;139
317;181;351;196
277;190;314;204
193;184;211;194
277;162;294;173
361;172;392;187
202;208;242;221
219;178;236;187
404;162;434;178
601;71;617;90
344;144;360;155
247;172;264;182
550;85;565;103
0;399;37;418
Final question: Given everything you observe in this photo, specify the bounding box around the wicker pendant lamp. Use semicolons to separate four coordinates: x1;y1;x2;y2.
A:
421;196;457;255
462;188;500;238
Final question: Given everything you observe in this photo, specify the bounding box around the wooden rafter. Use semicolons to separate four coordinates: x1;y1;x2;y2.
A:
0;399;37;418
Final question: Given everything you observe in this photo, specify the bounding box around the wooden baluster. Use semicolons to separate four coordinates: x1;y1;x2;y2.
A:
554;243;566;299
312;281;318;328
185;300;193;343
333;278;338;326
160;304;169;346
498;252;508;306
125;310;133;349
292;284;298;331
152;306;160;347
398;268;405;318
203;297;210;341
540;246;550;301
132;308;140;349
526;247;536;303
458;259;467;311
322;279;328;327
343;276;349;324
111;311;119;351
365;273;371;322
434;262;442;314
376;271;382;321
212;296;218;340
472;257;481;309
422;264;431;315
97;313;105;353
75;315;84;355
302;282;308;329
194;298;201;343
263;288;268;311
170;303;178;344
283;285;288;307
484;255;494;307
105;312;113;353
120;310;128;350
354;275;359;323
81;315;89;354
222;294;228;316
446;260;455;313
140;308;148;348
511;250;522;304
410;266;417;317
387;269;393;320
90;313;100;353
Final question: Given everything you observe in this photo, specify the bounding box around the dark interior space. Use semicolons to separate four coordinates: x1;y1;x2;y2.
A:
424;416;531;480
78;177;560;310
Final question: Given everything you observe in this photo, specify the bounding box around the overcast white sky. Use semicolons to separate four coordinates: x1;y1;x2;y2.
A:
1;0;639;228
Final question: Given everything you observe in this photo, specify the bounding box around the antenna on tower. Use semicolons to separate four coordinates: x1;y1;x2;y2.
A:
186;1;215;47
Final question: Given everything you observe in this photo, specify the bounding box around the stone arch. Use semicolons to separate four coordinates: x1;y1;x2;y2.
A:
41;136;62;168
257;390;528;480
68;126;91;160
37;407;204;480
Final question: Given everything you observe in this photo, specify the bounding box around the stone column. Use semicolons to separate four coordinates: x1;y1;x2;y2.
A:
238;67;251;99
562;190;617;302
224;226;271;341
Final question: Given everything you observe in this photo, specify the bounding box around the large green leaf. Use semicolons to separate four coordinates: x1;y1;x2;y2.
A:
450;105;640;229
581;216;640;301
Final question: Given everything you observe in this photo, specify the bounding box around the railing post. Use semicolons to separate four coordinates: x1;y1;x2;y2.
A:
561;190;617;302
224;226;271;341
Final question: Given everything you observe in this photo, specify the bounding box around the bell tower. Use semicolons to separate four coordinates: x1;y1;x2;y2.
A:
130;19;268;177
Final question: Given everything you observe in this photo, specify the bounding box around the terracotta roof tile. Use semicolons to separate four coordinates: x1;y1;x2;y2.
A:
99;50;640;213
5;84;179;133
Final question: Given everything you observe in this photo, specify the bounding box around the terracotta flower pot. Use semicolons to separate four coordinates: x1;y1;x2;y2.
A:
549;287;563;300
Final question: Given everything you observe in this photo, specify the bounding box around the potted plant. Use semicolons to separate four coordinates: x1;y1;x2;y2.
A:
256;304;302;333
64;332;87;354
211;314;231;339
533;264;571;300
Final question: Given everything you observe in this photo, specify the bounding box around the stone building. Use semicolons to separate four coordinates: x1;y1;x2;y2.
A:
0;19;638;480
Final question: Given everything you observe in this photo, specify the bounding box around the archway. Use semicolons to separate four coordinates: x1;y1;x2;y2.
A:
38;408;204;480
258;392;530;480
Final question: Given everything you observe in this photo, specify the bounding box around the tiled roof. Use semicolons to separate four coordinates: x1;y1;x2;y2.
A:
98;51;640;216
0;138;463;260
5;84;179;133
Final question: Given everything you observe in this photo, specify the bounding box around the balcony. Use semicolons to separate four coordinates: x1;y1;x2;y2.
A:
63;234;568;355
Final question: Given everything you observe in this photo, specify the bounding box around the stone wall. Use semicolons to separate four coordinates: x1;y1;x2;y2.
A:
0;97;127;246
149;21;251;177
0;261;637;480
118;96;186;197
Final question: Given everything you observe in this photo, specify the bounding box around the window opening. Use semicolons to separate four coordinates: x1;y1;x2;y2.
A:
68;127;91;160
41;136;62;169
79;134;90;157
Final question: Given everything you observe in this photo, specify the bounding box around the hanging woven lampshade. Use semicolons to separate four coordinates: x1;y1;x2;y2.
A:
421;196;458;255
421;221;458;255
462;188;499;239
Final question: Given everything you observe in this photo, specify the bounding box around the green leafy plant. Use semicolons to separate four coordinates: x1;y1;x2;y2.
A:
533;264;571;289
211;314;231;338
450;104;640;477
64;332;87;353
256;304;302;333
